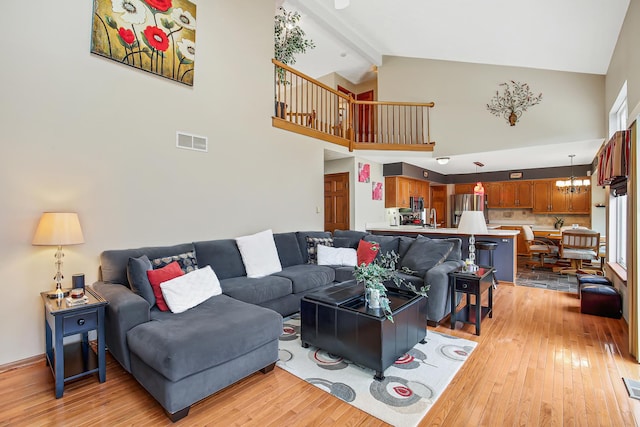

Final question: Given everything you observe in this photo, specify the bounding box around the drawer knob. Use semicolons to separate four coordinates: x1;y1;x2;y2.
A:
77;318;85;326
462;284;467;288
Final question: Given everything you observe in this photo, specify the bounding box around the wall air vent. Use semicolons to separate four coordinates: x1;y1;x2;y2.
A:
176;131;208;152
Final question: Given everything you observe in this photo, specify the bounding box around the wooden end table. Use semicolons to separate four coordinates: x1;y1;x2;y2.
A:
41;287;108;398
449;266;494;336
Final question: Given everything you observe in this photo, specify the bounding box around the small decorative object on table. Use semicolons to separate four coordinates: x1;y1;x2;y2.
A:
554;216;565;229
353;245;428;321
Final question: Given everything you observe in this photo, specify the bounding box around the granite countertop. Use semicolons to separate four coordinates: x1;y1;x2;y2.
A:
366;225;519;237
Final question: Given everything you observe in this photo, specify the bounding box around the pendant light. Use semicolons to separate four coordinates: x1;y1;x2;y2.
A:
555;154;590;194
473;162;485;195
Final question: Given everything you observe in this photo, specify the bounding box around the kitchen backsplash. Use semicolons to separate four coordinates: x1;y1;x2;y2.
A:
487;209;591;228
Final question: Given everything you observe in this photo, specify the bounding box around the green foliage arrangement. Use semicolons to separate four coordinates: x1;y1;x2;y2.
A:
353;248;429;322
274;7;315;83
274;7;315;65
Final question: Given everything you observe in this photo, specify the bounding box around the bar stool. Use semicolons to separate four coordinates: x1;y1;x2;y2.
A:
476;241;498;286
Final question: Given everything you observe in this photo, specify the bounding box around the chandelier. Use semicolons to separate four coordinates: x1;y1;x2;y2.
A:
487;81;543;126
556;154;590;194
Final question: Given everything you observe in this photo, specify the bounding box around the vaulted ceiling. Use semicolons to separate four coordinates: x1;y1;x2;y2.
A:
279;0;630;175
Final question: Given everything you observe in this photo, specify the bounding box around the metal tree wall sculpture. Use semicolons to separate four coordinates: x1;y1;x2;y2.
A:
487;81;543;126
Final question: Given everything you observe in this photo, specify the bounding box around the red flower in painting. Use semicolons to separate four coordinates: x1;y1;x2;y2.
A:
143;0;172;12
143;26;169;51
118;27;135;45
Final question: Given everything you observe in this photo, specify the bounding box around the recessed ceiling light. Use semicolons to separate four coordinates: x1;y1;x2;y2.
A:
436;157;450;165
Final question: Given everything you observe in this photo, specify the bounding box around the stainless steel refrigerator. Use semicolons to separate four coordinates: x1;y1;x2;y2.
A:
451;194;488;227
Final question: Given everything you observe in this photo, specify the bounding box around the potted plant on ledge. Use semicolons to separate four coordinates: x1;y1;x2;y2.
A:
274;7;315;117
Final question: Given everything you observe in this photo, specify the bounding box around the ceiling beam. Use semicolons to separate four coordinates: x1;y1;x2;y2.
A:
286;0;382;67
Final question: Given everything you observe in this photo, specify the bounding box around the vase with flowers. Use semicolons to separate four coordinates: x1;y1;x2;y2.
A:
353;244;428;322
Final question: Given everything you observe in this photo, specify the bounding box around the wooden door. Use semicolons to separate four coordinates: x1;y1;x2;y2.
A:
324;173;350;233
356;90;374;142
430;185;447;227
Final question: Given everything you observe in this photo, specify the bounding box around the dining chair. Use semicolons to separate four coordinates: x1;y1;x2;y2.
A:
557;229;600;275
522;225;558;269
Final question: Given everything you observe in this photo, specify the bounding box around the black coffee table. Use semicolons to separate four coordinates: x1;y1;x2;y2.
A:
300;280;427;380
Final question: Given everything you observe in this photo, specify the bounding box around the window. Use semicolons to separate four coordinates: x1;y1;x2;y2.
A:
608;82;627;270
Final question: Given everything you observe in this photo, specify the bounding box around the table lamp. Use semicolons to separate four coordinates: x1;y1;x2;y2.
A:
457;210;488;269
32;212;85;299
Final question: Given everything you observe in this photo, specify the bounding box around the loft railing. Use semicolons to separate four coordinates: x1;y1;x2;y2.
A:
272;59;435;152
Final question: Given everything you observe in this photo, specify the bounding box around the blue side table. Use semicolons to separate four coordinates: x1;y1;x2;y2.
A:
41;287;108;398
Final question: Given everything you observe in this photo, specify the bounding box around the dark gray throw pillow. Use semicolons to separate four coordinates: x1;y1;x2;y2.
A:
127;255;155;306
400;235;454;277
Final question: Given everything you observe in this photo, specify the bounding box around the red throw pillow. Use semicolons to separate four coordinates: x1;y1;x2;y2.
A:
357;240;380;266
147;261;184;311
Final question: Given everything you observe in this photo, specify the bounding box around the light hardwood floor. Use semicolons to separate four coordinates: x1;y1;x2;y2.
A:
2;284;640;426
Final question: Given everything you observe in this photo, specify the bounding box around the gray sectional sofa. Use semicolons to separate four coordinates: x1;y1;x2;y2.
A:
92;230;462;421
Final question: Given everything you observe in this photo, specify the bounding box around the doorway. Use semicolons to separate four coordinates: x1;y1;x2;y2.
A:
430;185;447;227
356;90;374;142
324;172;350;233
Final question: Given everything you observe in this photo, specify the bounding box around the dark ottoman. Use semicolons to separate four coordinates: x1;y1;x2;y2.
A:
576;274;612;299
580;284;622;319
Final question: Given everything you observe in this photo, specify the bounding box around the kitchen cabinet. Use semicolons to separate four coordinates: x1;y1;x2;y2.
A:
566;188;590;213
532;179;590;214
484;182;502;208
485;181;532;208
502;181;533;208
454;183;475;194
385;176;430;208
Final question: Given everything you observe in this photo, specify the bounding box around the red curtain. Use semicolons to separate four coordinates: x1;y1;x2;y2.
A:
597;130;630;186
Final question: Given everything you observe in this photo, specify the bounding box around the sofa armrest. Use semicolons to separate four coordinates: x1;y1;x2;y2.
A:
92;281;150;373
424;260;464;323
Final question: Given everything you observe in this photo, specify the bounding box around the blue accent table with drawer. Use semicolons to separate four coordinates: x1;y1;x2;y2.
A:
449;266;494;336
40;287;108;398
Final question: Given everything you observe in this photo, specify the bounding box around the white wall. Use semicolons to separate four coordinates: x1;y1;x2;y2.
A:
324;157;386;231
0;0;325;365
607;0;640;118
378;56;605;158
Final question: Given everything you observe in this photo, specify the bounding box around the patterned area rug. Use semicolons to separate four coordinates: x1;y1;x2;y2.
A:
277;315;477;427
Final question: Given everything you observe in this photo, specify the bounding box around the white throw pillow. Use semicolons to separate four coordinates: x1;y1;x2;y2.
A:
235;229;283;278
317;244;357;267
160;266;222;314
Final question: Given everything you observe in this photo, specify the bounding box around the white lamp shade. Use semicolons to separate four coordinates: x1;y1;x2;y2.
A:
334;0;349;9
32;212;85;246
436;157;450;165
457;211;488;235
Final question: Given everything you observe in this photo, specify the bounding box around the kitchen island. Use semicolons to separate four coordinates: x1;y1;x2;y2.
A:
366;225;519;283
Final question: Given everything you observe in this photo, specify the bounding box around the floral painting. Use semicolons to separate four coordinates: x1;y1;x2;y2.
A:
358;163;370;183
372;181;383;200
91;0;196;86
